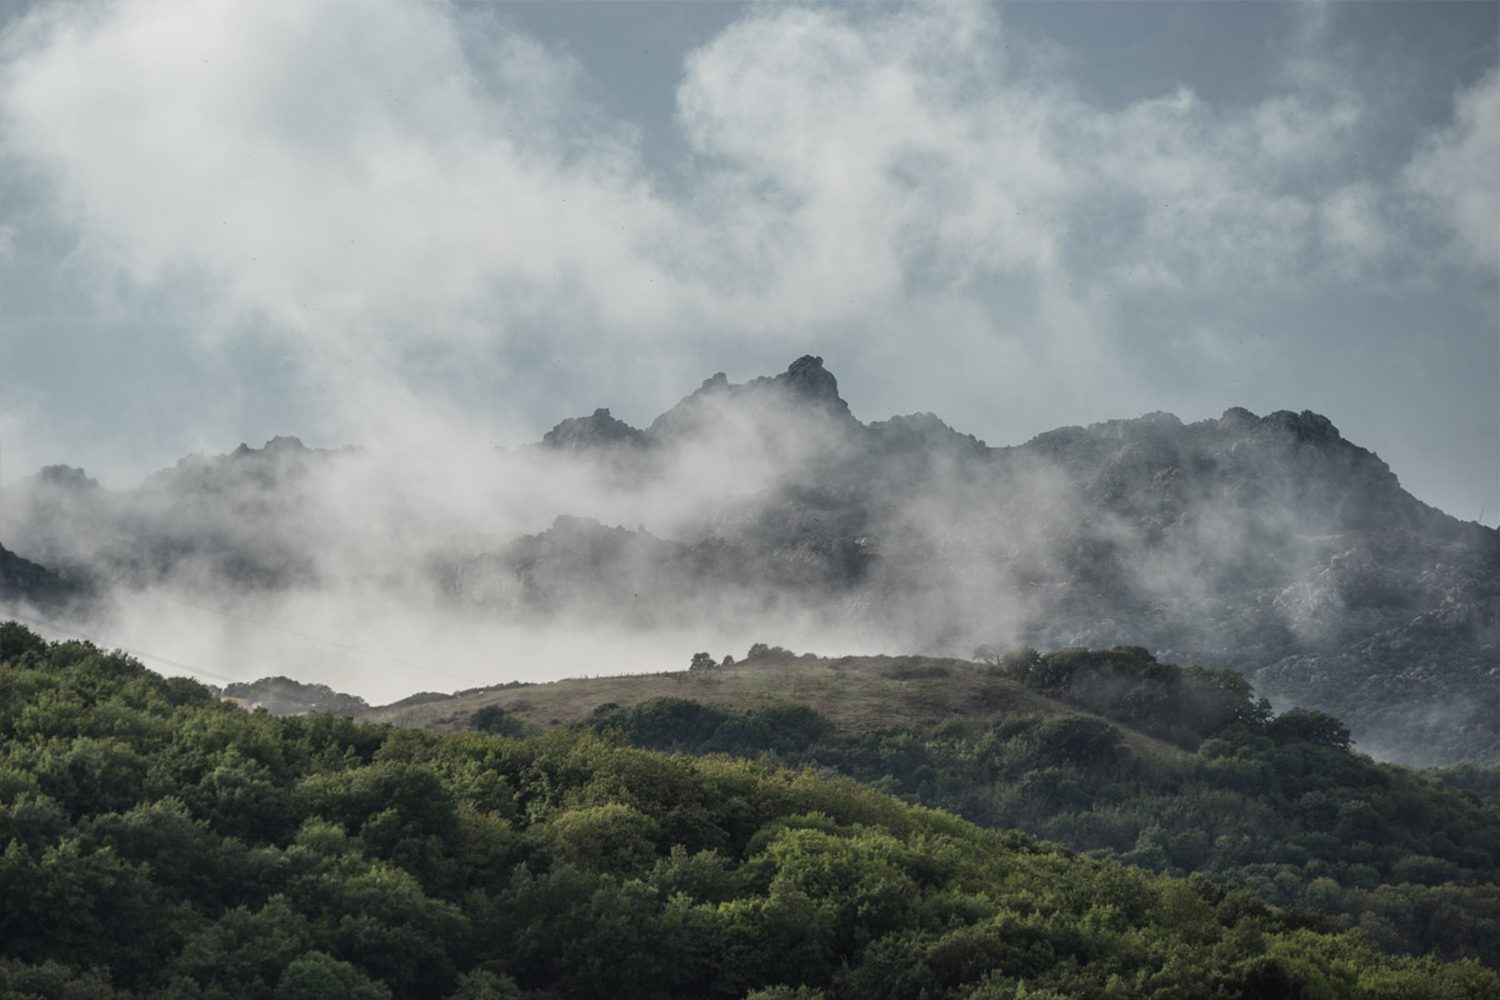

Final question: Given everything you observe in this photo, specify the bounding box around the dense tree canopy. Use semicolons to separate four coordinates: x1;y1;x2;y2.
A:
585;651;1500;969
1;624;1496;998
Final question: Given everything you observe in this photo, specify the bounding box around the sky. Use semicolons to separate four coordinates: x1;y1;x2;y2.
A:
0;0;1496;526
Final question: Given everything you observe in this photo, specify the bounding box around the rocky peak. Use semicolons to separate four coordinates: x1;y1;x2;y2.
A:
1088;411;1185;442
774;355;848;413
1258;410;1342;446
231;436;308;458
647;355;858;441
1218;406;1259;431
869;412;987;452
32;466;101;492
541;408;647;451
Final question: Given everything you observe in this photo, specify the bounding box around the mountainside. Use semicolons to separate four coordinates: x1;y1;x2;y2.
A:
355;643;1500;970
3;357;1495;764
2;625;1497;999
0;541;94;613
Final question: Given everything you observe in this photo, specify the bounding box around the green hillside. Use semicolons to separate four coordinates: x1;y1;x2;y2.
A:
2;622;1496;999
364;645;1500;969
363;648;1179;752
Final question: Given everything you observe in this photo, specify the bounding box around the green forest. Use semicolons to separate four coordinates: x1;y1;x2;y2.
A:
582;646;1500;970
2;623;1497;999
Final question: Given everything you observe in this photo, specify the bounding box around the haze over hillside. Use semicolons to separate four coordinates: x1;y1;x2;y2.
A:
2;357;1496;765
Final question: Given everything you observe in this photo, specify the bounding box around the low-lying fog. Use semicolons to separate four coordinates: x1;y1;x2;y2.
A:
2;357;1496;770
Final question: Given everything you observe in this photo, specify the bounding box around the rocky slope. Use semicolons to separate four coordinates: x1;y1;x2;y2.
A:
0;541;92;612
3;356;1495;763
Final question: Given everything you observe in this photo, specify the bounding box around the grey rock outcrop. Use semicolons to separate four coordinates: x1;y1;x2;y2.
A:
541;408;647;451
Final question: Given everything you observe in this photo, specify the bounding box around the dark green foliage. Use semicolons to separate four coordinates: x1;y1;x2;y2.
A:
1268;708;1353;750
1;624;1497;999
590;697;833;757
0;620;49;663
468;705;530;738
577;653;1500;971
997;644;1040;678
1009;645;1270;749
1431;762;1500;805
220;677;369;717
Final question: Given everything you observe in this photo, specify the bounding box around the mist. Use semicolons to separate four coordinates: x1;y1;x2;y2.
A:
0;363;941;702
0;2;1495;766
3;354;1495;769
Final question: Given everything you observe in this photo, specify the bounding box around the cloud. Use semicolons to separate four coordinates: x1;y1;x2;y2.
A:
1404;67;1500;273
0;0;689;446
1318;183;1389;268
0;0;1489;461
676;5;1374;303
0;0;1494;703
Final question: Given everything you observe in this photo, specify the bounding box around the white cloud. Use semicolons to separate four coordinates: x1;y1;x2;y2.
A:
0;0;1481;457
1;0;677;329
1319;182;1389;267
1405;68;1500;274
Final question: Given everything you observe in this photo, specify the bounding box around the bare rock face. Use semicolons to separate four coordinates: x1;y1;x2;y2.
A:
868;412;987;453
0;542;92;612
540;408;647;451
34;465;102;491
775;355;849;414
647;356;860;442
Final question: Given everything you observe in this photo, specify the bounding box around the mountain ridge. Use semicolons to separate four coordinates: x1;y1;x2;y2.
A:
2;355;1495;764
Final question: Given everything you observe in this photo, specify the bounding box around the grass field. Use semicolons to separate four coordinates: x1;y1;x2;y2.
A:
360;651;1189;762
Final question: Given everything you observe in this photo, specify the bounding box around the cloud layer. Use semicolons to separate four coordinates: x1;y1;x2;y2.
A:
0;0;1494;514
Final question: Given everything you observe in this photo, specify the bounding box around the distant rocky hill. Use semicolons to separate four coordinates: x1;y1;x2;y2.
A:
4;356;1495;764
0;541;94;613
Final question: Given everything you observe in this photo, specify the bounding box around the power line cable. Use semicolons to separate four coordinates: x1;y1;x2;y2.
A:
3;611;338;714
7;610;260;688
139;590;488;686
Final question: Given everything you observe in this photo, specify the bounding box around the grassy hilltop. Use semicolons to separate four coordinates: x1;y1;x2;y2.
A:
364;648;1181;760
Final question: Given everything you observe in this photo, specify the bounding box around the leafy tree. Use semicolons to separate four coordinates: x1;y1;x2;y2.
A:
1268;708;1353;749
469;706;528;738
0;621;48;663
273;951;392;1000
445;969;522;999
532;803;660;874
998;646;1041;680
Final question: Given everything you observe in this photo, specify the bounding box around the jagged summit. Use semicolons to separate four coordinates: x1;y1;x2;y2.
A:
646;355;857;440
542;357;859;448
232;435;309;456
1257;409;1342;444
868;412;987;452
32;465;101;490
540;408;647;451
773;354;847;412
